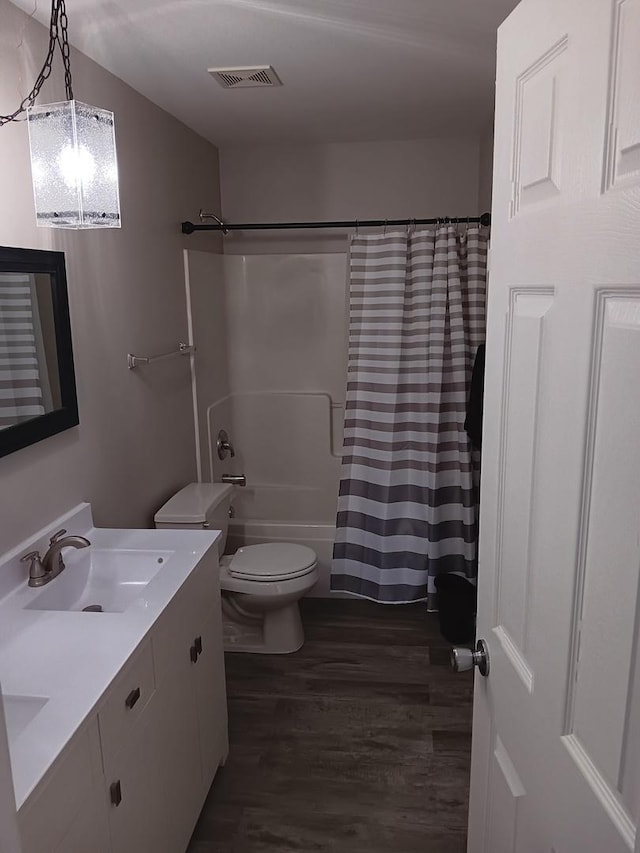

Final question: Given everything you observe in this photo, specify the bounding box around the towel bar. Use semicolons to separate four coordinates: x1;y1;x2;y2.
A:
127;342;195;370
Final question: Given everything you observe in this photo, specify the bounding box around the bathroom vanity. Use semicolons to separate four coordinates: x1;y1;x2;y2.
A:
0;504;228;853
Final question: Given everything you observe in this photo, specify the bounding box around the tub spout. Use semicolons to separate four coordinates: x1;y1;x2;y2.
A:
221;474;246;487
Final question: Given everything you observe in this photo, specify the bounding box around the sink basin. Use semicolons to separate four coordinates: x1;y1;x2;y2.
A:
24;549;173;613
2;694;49;744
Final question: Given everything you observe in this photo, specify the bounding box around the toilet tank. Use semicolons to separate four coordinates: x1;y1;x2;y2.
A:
154;482;234;557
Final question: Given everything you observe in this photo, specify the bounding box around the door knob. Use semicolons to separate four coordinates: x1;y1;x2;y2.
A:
451;639;490;677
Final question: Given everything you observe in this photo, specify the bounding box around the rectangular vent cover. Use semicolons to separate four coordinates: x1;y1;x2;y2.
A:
208;65;282;89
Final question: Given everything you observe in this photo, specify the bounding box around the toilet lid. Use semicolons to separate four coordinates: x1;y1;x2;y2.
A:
229;543;317;581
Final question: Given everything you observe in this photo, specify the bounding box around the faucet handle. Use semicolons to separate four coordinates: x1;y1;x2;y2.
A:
49;528;67;545
216;430;236;460
48;529;68;572
20;551;47;586
21;550;42;564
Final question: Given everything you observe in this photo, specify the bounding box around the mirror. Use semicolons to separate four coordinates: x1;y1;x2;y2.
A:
0;246;78;458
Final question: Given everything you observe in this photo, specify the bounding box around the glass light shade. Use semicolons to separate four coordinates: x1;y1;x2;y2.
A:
27;100;121;229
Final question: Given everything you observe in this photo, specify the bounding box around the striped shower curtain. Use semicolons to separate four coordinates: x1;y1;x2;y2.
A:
0;274;46;430
331;226;487;606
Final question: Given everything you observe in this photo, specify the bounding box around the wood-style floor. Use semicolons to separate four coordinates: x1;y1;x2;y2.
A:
187;598;474;853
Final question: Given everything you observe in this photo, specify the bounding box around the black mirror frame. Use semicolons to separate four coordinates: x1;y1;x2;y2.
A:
0;246;79;459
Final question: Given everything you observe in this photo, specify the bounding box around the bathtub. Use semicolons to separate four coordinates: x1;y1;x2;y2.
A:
226;519;346;598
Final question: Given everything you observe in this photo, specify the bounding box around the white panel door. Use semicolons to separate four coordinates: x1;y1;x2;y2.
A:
468;1;640;851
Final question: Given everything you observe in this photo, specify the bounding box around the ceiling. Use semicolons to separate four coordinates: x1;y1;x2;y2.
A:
11;0;519;147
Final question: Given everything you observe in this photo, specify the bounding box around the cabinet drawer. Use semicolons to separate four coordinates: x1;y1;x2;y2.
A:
98;640;155;766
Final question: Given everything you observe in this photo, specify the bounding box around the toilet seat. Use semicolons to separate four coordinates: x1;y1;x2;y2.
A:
228;543;317;582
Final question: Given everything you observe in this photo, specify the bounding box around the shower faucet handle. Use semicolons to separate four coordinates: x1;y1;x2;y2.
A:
217;429;235;460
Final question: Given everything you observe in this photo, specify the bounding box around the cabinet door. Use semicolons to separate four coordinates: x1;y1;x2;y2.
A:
106;696;168;853
19;720;103;853
153;580;203;853
151;550;228;848
193;601;228;792
54;779;110;853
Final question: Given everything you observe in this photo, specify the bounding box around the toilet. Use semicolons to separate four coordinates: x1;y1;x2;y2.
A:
154;483;318;654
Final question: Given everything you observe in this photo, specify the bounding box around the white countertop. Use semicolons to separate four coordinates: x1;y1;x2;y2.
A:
0;504;221;810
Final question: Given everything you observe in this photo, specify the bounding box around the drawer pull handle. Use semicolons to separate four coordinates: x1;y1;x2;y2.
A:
125;687;141;710
110;780;122;807
194;635;203;656
190;644;198;664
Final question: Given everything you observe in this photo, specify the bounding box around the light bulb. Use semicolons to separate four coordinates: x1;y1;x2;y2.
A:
58;143;96;189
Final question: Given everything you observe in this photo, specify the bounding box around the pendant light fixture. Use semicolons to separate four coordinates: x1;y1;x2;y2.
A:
1;0;121;229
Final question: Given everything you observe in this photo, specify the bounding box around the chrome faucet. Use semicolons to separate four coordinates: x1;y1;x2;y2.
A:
221;474;246;487
21;528;91;588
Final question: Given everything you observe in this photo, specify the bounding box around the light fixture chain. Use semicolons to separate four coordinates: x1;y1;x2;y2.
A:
58;0;74;101
0;0;73;126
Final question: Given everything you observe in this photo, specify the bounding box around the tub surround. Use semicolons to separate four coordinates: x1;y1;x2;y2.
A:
185;251;346;521
0;503;224;814
206;392;343;521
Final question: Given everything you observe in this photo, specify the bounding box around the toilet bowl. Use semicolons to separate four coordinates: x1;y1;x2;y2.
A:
154;483;318;654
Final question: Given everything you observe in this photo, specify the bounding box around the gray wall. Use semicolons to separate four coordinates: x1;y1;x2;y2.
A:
219;137;484;254
0;0;221;554
478;125;495;214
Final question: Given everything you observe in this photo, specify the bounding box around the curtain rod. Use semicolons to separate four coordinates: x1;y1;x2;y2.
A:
181;211;491;235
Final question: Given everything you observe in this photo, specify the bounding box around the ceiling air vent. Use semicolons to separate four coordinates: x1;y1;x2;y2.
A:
208;65;282;89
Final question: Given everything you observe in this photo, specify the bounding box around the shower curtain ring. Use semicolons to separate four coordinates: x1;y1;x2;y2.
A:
355;219;359;236
383;219;388;235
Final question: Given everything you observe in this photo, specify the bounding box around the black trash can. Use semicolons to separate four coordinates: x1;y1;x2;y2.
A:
434;573;476;644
